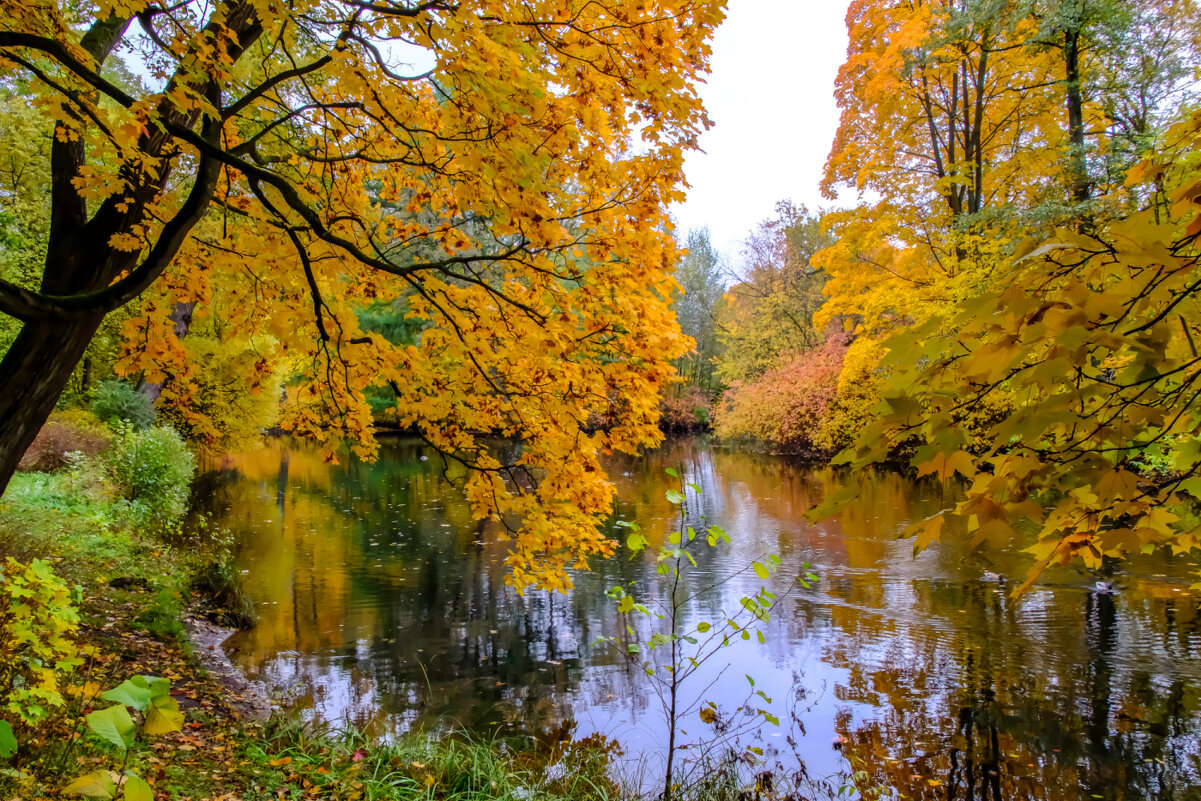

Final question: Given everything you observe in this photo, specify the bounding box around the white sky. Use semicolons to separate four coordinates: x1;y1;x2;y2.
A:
669;0;851;260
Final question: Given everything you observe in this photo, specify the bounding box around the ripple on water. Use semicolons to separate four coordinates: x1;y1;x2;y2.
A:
203;438;1201;800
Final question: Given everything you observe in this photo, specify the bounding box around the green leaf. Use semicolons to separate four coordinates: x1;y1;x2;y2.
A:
695;621;710;633
617;594;634;614
122;772;154;801
63;771;117;798
142;677;171;701
626;644;640;655
664;467;678;478
753;561;770;580
86;705;136;751
665;489;685;504
0;720;16;758
100;678;152;712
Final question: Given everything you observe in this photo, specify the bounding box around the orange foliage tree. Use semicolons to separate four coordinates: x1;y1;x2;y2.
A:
0;0;723;589
715;335;846;452
828;110;1201;590
816;0;1069;338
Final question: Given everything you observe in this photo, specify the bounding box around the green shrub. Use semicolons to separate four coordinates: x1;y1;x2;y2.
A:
91;379;156;430
0;558;82;726
106;425;195;525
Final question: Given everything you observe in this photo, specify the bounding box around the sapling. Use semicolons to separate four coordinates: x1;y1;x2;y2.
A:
597;467;816;801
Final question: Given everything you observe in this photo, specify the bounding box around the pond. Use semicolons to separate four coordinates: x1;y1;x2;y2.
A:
195;436;1201;799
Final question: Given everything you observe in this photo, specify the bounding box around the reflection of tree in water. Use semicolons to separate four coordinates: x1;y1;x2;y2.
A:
196;437;1201;799
834;584;1201;800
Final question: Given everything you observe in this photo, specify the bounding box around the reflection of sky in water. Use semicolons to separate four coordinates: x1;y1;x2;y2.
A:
199;438;1201;800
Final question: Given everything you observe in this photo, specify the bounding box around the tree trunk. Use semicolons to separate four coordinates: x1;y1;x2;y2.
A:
0;314;105;493
1065;23;1090;204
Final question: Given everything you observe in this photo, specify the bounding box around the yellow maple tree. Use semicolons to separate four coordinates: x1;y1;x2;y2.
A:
0;0;724;589
816;0;1073;338
829;109;1201;591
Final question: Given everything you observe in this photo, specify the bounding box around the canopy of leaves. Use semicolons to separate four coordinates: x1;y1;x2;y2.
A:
0;0;725;589
834;109;1201;591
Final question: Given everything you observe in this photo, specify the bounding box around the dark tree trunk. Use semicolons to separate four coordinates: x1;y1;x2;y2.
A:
0;314;106;490
1065;23;1090;203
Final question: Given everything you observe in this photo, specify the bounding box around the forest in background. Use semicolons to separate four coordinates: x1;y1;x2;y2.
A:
664;0;1201;589
669;0;1201;450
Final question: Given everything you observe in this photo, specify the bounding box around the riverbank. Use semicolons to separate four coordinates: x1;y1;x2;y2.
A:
0;440;738;801
0;464;639;801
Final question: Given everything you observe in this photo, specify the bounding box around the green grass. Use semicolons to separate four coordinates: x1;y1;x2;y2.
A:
234;719;628;801
1;467;193;641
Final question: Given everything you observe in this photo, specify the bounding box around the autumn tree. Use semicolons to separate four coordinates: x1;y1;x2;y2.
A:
715;201;830;383
817;0;1201;337
1032;0;1201;201
0;0;723;589
827;109;1201;590
817;0;1068;337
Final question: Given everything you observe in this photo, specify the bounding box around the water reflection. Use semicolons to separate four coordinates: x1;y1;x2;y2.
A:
196;438;1201;799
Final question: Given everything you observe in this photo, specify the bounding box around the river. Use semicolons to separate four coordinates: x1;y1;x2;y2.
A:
194;436;1201;800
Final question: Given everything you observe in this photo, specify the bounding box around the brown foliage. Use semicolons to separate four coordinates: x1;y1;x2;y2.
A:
659;386;712;432
18;414;112;473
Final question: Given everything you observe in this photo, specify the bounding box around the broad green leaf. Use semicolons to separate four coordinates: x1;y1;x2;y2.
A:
626;532;647;553
100;678;152;712
122;772;154;801
142;676;171;701
665;489;685;504
86;705;136;750
753;561;770;580
664;467;678;478
0;721;15;758
695;621;710;633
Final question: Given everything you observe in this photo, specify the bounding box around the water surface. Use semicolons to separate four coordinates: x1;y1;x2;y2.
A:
196;437;1201;800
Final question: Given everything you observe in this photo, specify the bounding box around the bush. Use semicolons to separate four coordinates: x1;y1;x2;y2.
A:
714;336;848;451
107;425;196;525
91;378;156;430
660;385;713;432
17;413;112;473
0;558;82;726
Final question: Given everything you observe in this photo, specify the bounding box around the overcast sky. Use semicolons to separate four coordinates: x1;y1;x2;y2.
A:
669;0;851;261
